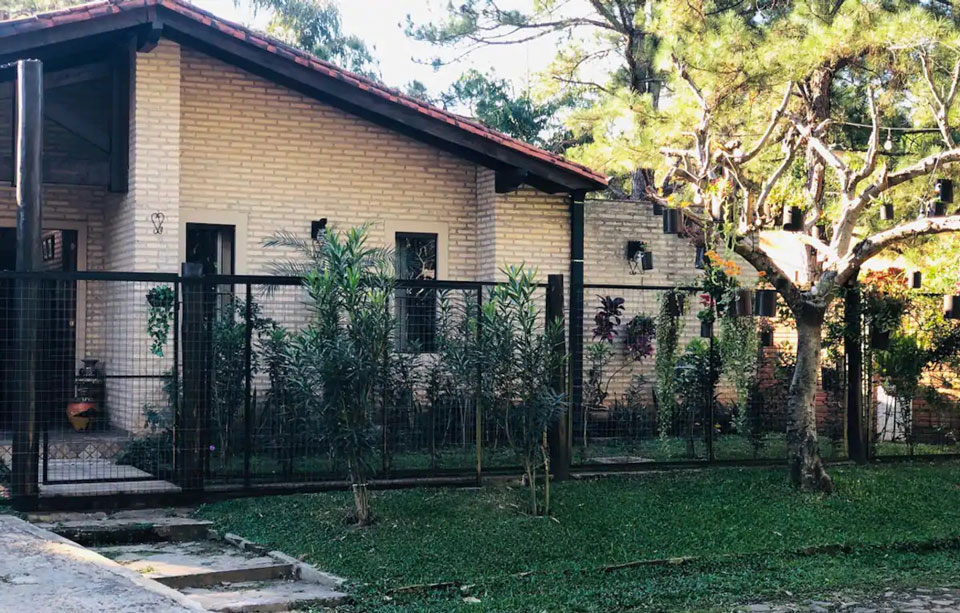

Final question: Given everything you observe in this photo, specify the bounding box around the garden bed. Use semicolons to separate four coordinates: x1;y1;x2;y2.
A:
197;461;960;611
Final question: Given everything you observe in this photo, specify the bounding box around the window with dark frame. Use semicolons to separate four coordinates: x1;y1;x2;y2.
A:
395;232;438;353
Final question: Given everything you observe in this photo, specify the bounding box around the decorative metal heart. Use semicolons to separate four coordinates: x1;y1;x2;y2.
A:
150;211;165;235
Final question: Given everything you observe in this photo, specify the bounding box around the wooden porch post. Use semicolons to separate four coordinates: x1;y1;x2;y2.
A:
11;59;43;508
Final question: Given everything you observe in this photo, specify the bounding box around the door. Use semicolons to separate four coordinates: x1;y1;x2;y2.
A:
0;229;77;428
0;229;15;428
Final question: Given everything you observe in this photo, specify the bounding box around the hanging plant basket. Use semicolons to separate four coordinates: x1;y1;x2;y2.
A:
759;327;774;347
652;202;664;216
664;291;685;318
700;321;713;338
870;326;891;350
879;203;894;220
944;295;960;320
910;271;922;289
694;245;707;269
663;209;679;234
753;289;777;317
727;289;755;317
782;206;803;231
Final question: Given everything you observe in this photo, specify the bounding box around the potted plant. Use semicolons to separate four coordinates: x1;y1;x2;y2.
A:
753;288;777;317
624;314;655;361
146;285;176;357
726;288;754;318
663;208;679;234
652;201;663;215
758;318;774;347
879;202;894;220
695;245;707;269
697;294;715;338
782;206;803;231
945;293;960;320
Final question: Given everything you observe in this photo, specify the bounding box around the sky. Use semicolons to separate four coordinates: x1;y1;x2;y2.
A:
191;0;562;96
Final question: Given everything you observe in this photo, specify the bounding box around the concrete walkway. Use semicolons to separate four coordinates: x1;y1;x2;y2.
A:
0;515;204;612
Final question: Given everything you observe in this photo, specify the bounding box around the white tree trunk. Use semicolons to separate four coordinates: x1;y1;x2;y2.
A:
787;306;835;493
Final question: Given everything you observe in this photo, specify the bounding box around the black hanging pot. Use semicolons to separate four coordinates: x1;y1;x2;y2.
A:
782;206;803;231
727;289;755;318
663;208;679;234
870;326;890;350
753;289;777;317
700;321;713;338
928;201;947;217
910;271;922;289
879;203;894;221
640;251;654;271
759;328;774;347
695;245;707;269
652;202;664;216
944;295;960;320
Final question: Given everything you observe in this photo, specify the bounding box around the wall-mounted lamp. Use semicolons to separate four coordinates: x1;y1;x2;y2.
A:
311;218;328;241
627;240;653;274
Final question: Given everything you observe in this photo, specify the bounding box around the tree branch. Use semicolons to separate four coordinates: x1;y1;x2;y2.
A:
835;215;960;285
738;82;793;164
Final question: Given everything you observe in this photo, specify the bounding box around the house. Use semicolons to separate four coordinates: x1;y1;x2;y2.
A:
0;0;608;440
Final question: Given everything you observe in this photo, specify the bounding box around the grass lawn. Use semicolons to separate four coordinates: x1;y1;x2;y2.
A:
196;461;960;611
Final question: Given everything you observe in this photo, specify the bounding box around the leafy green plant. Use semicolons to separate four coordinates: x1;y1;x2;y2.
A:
282;225;394;525
674;338;721;456
624;313;655;360
655;289;685;437
719;314;758;436
479;265;566;516
146;285;175;357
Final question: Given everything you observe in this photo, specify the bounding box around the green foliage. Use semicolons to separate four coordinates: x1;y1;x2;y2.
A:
434;70;575;152
654;289;685;436
198;462;960;611
0;0;83;20
478;265;567;515
282;225;394;525
719;314;759;433
247;0;378;78
145;285;175;357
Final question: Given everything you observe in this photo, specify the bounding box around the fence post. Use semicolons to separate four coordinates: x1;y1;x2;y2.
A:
569;195;585;462
547;274;571;480
180;262;208;494
243;283;253;489
11;60;44;509
844;274;867;464
475;286;484;486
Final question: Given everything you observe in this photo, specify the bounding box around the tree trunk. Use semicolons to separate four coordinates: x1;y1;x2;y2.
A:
348;456;372;526
787;305;835;493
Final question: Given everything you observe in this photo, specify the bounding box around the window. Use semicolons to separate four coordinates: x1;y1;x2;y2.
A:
186;223;235;317
396;232;438;353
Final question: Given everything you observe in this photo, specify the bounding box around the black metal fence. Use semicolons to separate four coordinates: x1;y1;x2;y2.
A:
2;268;959;509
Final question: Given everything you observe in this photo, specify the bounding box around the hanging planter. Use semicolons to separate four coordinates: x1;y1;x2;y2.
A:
759;325;774;347
879;203;894;220
652;202;664;216
944;295;960;320
694;245;707;269
910;271;922;289
700;320;713;338
727;289;755;317
782;206;803;231
870;326;891;350
928;201;947;217
663;208;679;234
935;178;953;204
664;290;685;318
753;289;777;317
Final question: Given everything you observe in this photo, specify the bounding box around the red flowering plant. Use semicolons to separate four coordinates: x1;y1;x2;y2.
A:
624;314;655;361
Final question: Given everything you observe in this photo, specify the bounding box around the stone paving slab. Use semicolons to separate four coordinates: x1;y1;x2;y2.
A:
738;587;960;612
0;515;205;612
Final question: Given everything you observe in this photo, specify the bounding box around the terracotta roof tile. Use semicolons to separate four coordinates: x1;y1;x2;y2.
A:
0;0;606;188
